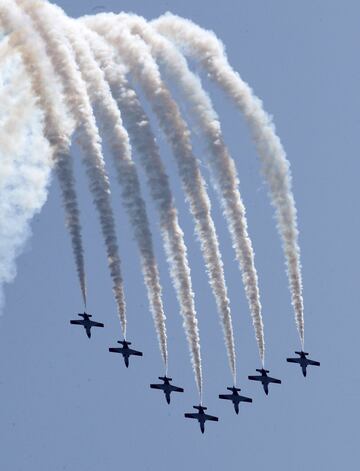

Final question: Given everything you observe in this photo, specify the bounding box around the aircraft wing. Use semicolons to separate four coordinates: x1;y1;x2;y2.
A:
184;413;199;419
129;348;143;356
219;394;233;400
109;347;122;353
70;320;84;326
239;396;252;403
248;375;261;381
170;385;184;392
307;359;320;366
150;384;164;390
204;414;218;422
268;377;281;384
90;321;104;328
287;358;301;364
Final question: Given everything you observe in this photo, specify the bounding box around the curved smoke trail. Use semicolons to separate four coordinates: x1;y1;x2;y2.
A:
80;25;199;377
154;14;305;347
42;1;168;368
15;0;127;337
0;2;87;307
124;14;265;369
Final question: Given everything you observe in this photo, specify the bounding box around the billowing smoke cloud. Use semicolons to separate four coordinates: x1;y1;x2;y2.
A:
15;0;127;336
154;14;305;348
123;15;265;369
0;43;51;311
43;2;168;369
80;25;198;376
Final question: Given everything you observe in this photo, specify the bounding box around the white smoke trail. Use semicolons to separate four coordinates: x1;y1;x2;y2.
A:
154;14;305;347
123;15;264;369
79;25;199;375
14;0;127;336
0;42;52;311
1;1;87;308
42;2;168;368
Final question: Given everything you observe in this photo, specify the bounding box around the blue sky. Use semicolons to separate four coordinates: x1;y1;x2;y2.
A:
0;1;359;470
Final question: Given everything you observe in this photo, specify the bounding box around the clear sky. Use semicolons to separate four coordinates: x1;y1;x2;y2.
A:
0;1;358;470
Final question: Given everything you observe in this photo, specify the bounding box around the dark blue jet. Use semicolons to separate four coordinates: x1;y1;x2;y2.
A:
150;376;184;404
184;405;219;434
109;340;143;368
70;312;104;338
219;386;252;414
287;351;320;377
248;368;281;395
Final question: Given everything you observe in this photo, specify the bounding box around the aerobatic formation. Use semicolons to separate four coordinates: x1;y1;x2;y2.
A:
0;0;320;434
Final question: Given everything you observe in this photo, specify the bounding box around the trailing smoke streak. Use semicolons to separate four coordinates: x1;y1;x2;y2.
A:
17;1;128;337
46;3;168;369
154;14;305;347
81;26;199;375
125;15;264;371
56;154;87;306
0;2;87;307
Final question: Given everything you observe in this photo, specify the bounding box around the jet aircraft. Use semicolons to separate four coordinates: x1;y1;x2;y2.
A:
219;386;252;414
70;312;104;338
248;368;281;395
150;376;184;404
286;351;320;377
184;405;218;434
108;340;143;368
